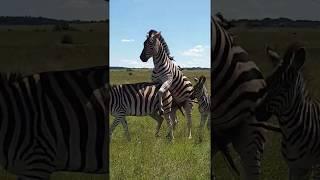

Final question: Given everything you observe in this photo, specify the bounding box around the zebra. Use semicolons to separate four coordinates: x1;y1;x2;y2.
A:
106;82;175;140
252;43;320;180
139;30;194;139
190;75;210;141
212;13;267;179
0;66;108;179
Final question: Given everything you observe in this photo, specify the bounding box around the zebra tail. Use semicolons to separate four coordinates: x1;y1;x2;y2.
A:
221;146;240;177
249;122;281;133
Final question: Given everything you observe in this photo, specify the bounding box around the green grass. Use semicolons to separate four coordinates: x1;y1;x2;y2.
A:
0;23;108;179
110;69;211;179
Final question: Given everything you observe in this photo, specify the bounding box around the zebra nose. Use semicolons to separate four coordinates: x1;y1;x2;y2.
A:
140;54;147;62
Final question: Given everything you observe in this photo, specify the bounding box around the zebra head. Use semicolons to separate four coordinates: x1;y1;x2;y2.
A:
257;42;306;117
140;30;162;62
191;76;206;100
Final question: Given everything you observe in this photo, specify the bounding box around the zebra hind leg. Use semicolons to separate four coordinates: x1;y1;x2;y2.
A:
109;116;121;140
164;113;174;140
150;113;164;137
120;117;131;141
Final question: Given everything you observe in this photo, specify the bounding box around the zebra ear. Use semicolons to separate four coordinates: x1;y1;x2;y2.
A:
291;47;306;71
200;76;206;84
194;77;199;82
265;45;281;67
153;31;161;39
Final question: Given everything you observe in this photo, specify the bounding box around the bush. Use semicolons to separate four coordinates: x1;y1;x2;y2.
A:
61;34;73;44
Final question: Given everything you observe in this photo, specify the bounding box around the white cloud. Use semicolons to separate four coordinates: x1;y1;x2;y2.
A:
121;39;135;43
181;45;208;57
177;44;210;68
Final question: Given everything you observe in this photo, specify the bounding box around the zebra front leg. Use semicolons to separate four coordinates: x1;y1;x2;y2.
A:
184;101;193;139
232;123;265;180
289;167;311;180
150;113;164;137
157;79;173;115
198;112;209;142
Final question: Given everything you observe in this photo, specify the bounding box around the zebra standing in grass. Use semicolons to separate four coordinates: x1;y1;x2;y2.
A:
0;66;108;179
140;30;194;138
191;76;210;141
253;43;320;180
106;82;175;140
212;14;267;179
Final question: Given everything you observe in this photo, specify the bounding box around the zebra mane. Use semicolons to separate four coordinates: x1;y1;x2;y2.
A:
0;72;23;84
148;30;174;61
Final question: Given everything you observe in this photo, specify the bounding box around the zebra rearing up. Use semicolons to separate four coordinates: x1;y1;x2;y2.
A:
0;66;108;179
191;76;210;141
254;43;320;179
106;82;174;140
140;30;194;138
212;14;267;179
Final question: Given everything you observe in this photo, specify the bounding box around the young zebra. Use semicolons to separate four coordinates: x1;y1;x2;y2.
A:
191;76;210;141
106;82;175;140
253;43;320;179
140;30;194;139
0;66;108;179
212;13;267;180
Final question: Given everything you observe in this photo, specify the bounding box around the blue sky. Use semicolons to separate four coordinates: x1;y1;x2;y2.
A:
110;0;210;68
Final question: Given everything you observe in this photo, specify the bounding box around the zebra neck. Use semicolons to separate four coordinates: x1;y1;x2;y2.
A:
196;91;210;109
212;19;235;82
153;45;171;71
279;84;319;137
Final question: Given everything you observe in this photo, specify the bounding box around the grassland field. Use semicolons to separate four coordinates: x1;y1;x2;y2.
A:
0;24;320;179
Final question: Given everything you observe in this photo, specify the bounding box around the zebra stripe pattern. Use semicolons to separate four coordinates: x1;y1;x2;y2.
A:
107;82;174;140
255;43;320;179
140;30;194;138
192;76;210;140
0;66;108;179
212;14;267;179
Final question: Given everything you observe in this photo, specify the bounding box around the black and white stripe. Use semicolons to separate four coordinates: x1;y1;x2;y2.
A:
140;30;194;138
106;82;174;140
0;66;108;179
254;43;320;179
191;76;210;141
212;14;267;179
